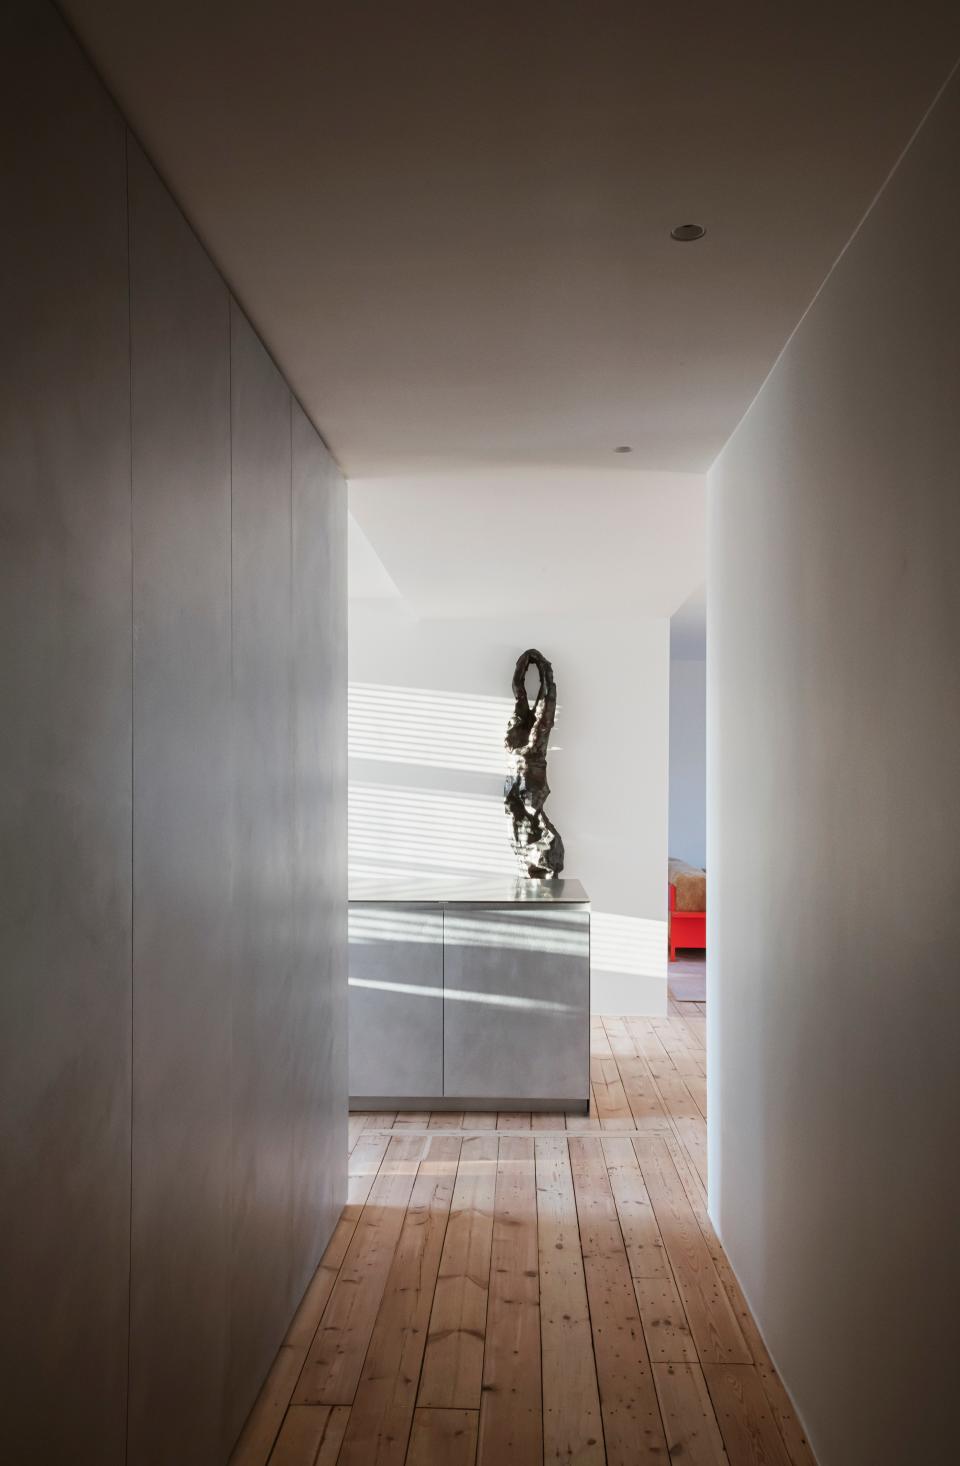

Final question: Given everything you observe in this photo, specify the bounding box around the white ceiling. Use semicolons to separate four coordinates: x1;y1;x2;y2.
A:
348;468;704;618
64;0;960;477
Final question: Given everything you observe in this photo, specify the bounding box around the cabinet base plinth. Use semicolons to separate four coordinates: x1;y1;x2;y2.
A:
350;1096;588;1113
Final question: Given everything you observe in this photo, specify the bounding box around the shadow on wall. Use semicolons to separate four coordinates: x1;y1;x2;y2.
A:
349;681;513;774
348;680;666;1008
591;912;666;980
349;680;522;883
349;780;516;878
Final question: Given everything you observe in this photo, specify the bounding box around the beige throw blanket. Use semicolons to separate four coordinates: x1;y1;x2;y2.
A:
669;858;707;912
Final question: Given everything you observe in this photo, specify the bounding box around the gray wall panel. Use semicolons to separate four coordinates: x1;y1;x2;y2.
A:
291;403;348;1284
3;9;348;1462
128;138;234;1466
225;303;295;1442
0;5;132;1463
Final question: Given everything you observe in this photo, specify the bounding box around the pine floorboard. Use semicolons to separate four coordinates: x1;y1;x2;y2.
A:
230;1001;816;1466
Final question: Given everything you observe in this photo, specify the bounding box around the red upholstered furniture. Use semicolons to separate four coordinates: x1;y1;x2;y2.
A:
669;880;706;962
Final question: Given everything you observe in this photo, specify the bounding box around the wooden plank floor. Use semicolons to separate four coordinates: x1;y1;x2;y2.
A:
231;1006;815;1466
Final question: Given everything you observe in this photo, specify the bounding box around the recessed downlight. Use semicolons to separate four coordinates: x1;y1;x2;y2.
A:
671;223;706;242
614;445;632;454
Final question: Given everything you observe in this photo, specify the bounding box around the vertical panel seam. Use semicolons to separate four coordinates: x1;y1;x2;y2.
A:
229;301;235;693
288;384;296;1285
227;294;236;1451
123;122;134;1466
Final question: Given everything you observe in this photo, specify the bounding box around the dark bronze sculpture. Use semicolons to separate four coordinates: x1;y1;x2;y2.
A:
504;648;565;878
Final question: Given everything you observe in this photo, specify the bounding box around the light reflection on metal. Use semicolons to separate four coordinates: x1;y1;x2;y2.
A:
349;906;587;954
504;648;565;878
348;977;576;1013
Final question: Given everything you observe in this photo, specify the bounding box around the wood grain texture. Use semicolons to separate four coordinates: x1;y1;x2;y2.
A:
283;1215;360;1353
267;1405;349;1465
347;1131;392;1207
653;1363;728;1465
419;1136;498;1409
535;1136;605;1465
634;1275;698;1362
406;1408;478;1466
495;1112;531;1129
236;1007;813;1466
617;1056;673;1131
393;1111;431;1129
461;1112;498;1130
294;1136;424;1405
568;1138;668;1463
476;1137;542;1466
634;1137;751;1366
338;1137;460;1466
591;1055;634;1129
601;1137;670;1280
704;1364;794;1465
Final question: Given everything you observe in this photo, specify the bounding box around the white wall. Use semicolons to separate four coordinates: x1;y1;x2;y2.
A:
349;600;670;1013
669;658;706;869
708;69;960;1466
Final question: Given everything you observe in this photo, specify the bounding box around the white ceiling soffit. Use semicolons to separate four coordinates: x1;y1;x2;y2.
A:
348;511;401;600
63;1;960;476
671;584;707;660
348;469;704;619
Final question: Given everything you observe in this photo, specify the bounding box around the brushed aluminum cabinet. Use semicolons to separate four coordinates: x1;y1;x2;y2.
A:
443;906;590;1102
290;402;348;1306
0;7;132;1461
349;906;444;1099
127;139;234;1466
225;304;296;1442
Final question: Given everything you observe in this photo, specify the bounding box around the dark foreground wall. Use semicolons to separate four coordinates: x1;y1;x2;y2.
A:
0;5;347;1462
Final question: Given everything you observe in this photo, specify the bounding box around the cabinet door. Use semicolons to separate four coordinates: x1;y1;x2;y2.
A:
349;904;443;1099
443;906;589;1103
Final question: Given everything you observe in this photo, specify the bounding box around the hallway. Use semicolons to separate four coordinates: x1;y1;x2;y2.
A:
232;1004;813;1466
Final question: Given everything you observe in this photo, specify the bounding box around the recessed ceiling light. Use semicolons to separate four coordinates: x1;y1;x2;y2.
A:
671;223;706;242
614;445;632;454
